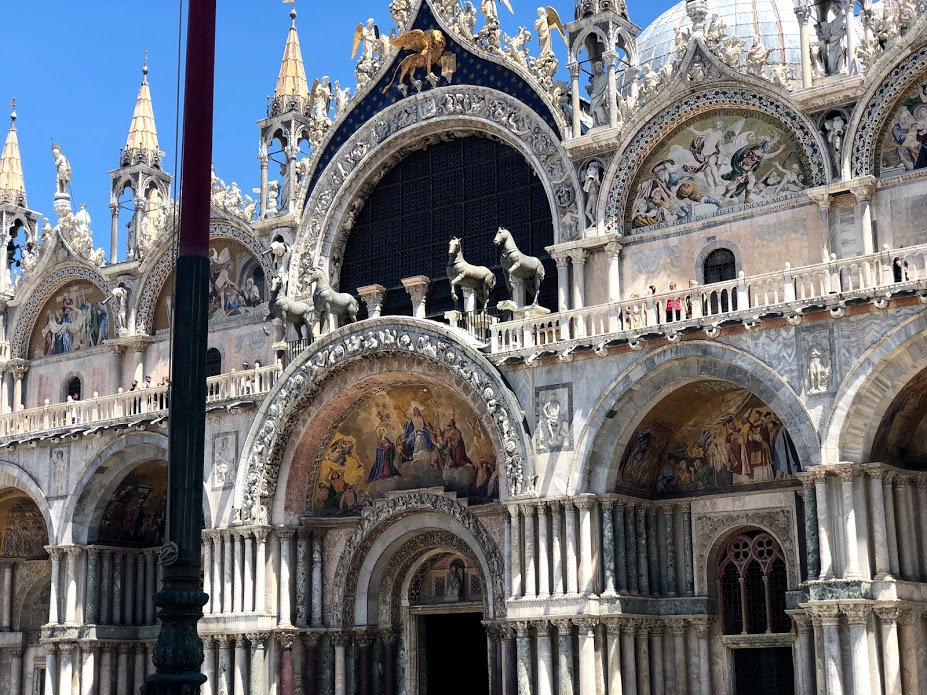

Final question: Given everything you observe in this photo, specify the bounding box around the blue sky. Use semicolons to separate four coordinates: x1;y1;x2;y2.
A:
0;0;665;257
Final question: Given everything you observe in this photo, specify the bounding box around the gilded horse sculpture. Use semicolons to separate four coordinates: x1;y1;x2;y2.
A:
493;227;545;305
306;267;359;331
263;275;316;342
447;237;496;311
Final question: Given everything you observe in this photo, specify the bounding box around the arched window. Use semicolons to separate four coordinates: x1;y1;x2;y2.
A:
717;530;789;635
704;248;738;313
66;376;82;401
206;348;222;378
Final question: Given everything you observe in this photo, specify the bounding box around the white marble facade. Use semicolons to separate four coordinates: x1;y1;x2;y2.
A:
2;1;927;694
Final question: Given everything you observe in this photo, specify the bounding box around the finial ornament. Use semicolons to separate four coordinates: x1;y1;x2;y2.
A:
143;51;149;78
8;98;15;122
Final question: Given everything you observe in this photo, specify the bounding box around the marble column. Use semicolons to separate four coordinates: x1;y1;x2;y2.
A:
567;63;581;139
279;632;296;695
98;644;113;695
145;549;156;624
867;470;892;579
311;530;323;625
898;609;920;695
636;506;649;595
255;528;269;614
576;496;596;595
208;533;222;614
839;470;863;580
790;614;814;695
277;526;296;626
621;622;638;695
680;505;693;596
357;285;387;319
635;623;651;695
45;645;58;695
814;472;836;580
244;531;255;614
333;632;349;695
601;498;616;596
536;503;551;599
233;635;248;695
524;504;537;599
9;647;22;695
64;547;80;624
0;561;12;627
551;502;564;596
400;276;430;319
554;254;571;337
882;473;901;578
650;625;665;695
216;635;233;695
80;644;97;695
818;607;843;695
123;553;136;626
603;619;622;695
133;645;146;694
358;629;374;695
663;507;677;597
571;252;587;337
296;530;309;623
645;509;659;595
873;607;901;695
380;630;396;695
246;633;266;695
563;500;579;596
917;478;927;580
98;550;112;625
552;620;573;695
896;477;917;581
614;501;627;593
232;531;244;614
535;621;554;695
59;642;75;695
509;506;523;598
801;478;821;581
134;551;146;625
222;531;233;614
503;625;517;695
794;5;813;88
670;622;687;695
576;619;597;695
111;551;124;626
116;643;130;695
843;605;870;695
515;622;533;695
202;637;216;695
625;505;639;595
693;620;711;695
202;532;213;614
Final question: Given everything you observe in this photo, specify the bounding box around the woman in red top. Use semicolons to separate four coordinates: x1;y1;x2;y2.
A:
666;282;682;322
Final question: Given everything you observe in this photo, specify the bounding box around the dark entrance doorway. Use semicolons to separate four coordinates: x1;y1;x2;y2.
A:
423;612;488;695
733;647;794;695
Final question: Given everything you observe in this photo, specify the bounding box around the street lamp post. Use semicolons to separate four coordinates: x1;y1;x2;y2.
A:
143;0;216;692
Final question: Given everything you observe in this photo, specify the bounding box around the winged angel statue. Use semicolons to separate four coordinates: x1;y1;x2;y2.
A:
535;6;568;58
382;29;448;94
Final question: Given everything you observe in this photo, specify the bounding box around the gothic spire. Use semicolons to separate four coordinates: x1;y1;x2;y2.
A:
272;6;310;114
0;99;28;208
122;55;162;169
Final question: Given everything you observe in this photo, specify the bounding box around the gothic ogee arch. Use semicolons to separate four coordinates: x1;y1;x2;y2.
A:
290;84;583;288
572;341;821;496
232;317;533;524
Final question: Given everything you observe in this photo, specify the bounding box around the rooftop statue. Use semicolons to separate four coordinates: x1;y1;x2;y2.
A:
534;6;567;59
481;0;514;22
51;144;71;196
382;29;447;93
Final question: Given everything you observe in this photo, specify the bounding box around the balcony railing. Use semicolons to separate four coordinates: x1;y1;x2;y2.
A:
489;244;927;355
0;363;282;440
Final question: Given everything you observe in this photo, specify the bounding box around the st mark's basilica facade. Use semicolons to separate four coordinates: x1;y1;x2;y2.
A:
1;0;927;693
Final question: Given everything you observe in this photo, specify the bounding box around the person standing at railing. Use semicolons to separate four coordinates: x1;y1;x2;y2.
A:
894;257;910;282
666;282;683;322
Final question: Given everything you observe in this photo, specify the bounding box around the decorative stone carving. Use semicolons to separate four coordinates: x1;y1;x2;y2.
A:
234;319;532;523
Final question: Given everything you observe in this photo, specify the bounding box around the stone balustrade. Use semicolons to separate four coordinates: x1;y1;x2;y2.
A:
490;243;927;355
0;363;281;439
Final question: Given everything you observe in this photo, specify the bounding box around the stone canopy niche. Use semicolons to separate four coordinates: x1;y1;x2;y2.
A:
308;381;499;516
616;380;801;497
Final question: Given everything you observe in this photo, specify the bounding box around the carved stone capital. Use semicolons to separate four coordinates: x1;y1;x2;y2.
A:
8;359;28;379
550;619;573;634
380;628;399;645
253;526;270;543
400;275;430;304
276;631;297;650
246;632;270;647
522;502;536;518
602;616;621;635
530;620;552;636
604;241;622;259
215;634;234;648
844;176;878;204
602;51;619;68
302;630;324;647
836;468;857;483
690;618;711;636
570;249;588;267
873;606;902;625
566;62;580;80
866;467;886;481
275;526;297;540
573;493;596;511
809;605;841;625
234;635;248;648
916;477;927;491
357;284;387;313
842;604;870;625
330;631;352;647
355;628;373;647
897;608;919;626
552;252;570;268
574;617;597;634
804;187;831;211
668;619;688;636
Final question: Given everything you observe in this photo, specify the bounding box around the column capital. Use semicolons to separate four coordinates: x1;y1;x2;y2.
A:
845;176;878;204
246;632;270;646
302;630;324;647
100;643;115;655
842;603;870;625
9;647;23;658
274;525;297;540
668;619;688;636
570;249;588;266
808;605;841;625
600;496;615;511
234;634;248;648
64;546;82;559
506;503;521;520
810;467;830;483
566;62;580;80
897;608;919;626
380;628;399;645
215;634;234;647
354;628;373;647
789;612;812;633
497;623;516;640
253;526;271;543
276;631;297;650
550;619;573;634
690;617;711;636
512;620;532;637
117;643;132;655
916;476;927;490
330;630;352;647
573;617;597;634
793;2;812;22
8;359;28;379
522;502;537;517
601;616;621;635
893;474;910;489
867;467;887;481
605;241;623;259
529;620;552;636
400;275;430;304
873;606;902;624
601;51;619;68
572;493;596;511
620;620;638;636
552;252;570;268
836;467;858;482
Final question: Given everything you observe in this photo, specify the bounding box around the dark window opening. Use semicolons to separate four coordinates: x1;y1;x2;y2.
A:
66;377;82;401
704;248;738;313
340;136;557;319
206;348;222;378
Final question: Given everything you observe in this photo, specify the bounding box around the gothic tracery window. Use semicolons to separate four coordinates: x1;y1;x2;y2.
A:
717;530;790;635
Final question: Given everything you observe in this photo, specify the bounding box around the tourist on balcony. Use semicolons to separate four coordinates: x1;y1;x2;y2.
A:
129;379;138;392
894;257;910;282
666;282;683;322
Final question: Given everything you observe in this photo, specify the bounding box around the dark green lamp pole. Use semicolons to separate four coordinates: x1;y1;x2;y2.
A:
143;0;216;692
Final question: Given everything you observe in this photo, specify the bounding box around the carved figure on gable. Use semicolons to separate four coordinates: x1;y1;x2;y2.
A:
109;285;129;335
582;160;602;231
382;29;448;93
493;227;545;305
807;347;831;395
745;34;771;76
51;144;71;195
352;19;380;62
534;6;567;59
587;60;610;127
481;0;513;22
75;203;91;233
